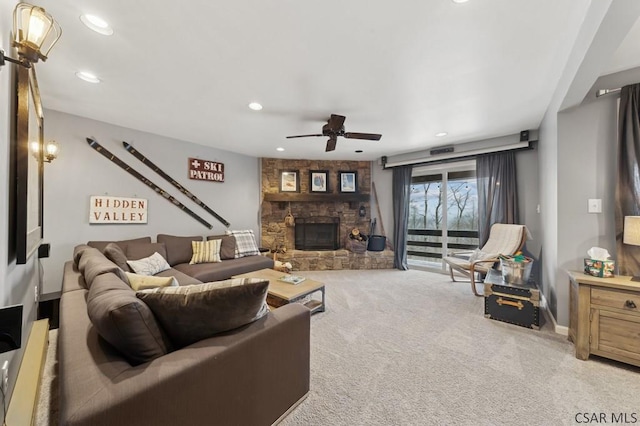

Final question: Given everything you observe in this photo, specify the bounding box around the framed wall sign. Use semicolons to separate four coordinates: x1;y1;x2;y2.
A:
89;196;148;224
280;170;300;192
188;157;224;182
309;170;329;193
339;171;357;193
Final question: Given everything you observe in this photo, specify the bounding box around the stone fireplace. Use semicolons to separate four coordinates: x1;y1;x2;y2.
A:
295;217;340;250
260;158;393;270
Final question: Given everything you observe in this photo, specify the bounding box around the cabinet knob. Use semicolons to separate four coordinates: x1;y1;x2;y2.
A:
625;300;637;309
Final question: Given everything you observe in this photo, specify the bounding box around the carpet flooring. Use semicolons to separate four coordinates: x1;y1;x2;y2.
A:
37;269;640;425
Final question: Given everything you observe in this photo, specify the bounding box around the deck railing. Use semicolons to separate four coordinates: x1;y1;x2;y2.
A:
407;229;479;260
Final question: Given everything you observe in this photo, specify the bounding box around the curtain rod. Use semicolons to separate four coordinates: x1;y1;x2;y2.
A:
596;88;621;97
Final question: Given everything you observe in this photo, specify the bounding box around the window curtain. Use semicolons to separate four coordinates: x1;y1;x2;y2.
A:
392;165;412;270
615;83;640;276
476;151;519;247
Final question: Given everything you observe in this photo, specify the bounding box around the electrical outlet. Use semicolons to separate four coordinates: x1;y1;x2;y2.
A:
34;285;39;303
2;361;8;394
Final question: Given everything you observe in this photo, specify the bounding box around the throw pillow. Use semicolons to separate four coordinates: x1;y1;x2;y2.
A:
189;239;221;264
224;230;260;258
207;235;237;260
157;234;203;266
127;252;171;276
125;272;178;291
469;249;497;263
137;278;270;348
87;272;171;365
104;242;130;272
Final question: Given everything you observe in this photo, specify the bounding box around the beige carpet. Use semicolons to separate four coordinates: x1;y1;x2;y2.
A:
37;269;640;425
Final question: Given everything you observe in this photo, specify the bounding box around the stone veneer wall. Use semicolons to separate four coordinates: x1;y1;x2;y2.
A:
261;158;393;270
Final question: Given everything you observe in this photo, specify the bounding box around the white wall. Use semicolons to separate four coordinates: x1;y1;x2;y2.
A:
41;110;262;295
0;0;41;414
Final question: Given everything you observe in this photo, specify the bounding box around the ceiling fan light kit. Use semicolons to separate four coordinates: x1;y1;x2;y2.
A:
286;114;382;152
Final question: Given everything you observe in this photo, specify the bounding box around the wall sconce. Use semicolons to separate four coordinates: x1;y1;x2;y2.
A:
0;2;62;69
30;140;59;163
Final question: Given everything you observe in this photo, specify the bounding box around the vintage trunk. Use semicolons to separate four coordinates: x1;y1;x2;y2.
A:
484;280;542;330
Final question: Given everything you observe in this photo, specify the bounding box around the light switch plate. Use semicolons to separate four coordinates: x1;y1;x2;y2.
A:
588;199;602;213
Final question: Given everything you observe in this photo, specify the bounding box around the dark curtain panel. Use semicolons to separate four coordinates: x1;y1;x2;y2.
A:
392;165;412;270
615;83;640;276
476;151;519;247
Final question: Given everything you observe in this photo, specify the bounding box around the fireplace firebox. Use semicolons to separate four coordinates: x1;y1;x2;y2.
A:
295;217;340;250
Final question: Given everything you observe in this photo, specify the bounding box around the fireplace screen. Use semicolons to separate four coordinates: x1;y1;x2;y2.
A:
295;218;340;250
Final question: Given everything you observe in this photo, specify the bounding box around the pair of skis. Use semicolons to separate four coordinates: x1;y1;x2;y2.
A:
87;137;230;229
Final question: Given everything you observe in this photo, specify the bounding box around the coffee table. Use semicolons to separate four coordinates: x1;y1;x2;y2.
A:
232;268;325;314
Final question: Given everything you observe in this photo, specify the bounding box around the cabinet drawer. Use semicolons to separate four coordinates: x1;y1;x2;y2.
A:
591;287;640;312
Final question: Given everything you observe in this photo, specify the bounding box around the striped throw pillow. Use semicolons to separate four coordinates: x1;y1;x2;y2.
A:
189;239;221;264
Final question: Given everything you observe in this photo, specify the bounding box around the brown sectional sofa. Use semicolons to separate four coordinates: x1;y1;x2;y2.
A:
58;235;310;426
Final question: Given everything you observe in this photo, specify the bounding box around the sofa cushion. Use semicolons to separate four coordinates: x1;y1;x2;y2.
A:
189;239;221;264
87;272;171;365
207;235;237;260
225;230;260;258
157;234;203;266
173;255;274;282
126;242;167;261
125;272;178;291
87;236;152;253
104;243;131;272
78;248;128;289
154;268;202;286
127;252;171;276
137;278;270;348
73;244;93;266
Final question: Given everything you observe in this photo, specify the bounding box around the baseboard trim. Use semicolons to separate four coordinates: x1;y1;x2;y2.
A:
6;319;49;426
539;292;568;336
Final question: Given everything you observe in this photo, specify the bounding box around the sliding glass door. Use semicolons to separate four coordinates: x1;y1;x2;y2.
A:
407;161;479;272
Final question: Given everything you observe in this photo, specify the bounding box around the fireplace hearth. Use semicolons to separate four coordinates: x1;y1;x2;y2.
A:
295;217;340;250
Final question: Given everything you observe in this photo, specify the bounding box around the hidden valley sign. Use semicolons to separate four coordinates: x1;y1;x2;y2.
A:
188;157;224;182
90;196;148;224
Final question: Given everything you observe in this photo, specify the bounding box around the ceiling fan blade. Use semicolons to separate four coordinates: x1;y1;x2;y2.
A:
344;132;382;141
325;137;337;152
327;114;346;132
286;134;323;139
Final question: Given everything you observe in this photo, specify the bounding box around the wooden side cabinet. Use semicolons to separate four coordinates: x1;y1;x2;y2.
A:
568;271;640;367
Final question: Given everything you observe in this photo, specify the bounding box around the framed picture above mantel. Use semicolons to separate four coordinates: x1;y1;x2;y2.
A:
280;170;300;193
309;170;329;193
338;171;357;193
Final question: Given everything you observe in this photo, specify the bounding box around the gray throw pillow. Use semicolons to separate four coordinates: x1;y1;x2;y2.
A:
104;242;131;272
207;235;237;260
87;272;171;365
157;234;203;266
137;278;270;348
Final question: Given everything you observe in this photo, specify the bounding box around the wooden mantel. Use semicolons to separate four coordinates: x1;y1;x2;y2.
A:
263;192;369;209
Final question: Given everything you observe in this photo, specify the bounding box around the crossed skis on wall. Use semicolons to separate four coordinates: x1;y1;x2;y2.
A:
87;137;230;229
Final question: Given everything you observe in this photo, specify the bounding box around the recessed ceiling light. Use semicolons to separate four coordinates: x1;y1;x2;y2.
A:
452;0;469;3
248;102;263;111
276;147;285;152
435;132;448;137
76;71;101;83
80;14;113;35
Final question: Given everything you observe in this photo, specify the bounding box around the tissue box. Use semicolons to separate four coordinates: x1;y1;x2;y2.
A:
583;258;615;278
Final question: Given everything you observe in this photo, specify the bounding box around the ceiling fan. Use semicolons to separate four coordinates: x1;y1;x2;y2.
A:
286;114;382;152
